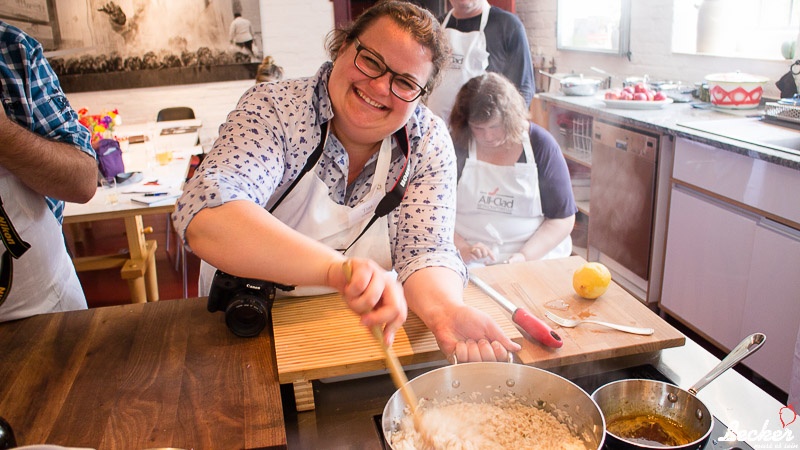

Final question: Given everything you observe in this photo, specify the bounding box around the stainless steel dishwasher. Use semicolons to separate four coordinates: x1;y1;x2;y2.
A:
588;120;658;300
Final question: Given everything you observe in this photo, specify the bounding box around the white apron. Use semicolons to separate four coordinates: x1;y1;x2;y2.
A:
0;170;87;322
199;134;394;297
426;4;491;123
455;134;571;264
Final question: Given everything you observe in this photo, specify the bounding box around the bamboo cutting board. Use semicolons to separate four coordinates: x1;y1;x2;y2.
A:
271;256;684;395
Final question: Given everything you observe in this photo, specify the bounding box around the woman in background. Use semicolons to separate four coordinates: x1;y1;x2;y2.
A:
255;56;284;83
450;73;576;266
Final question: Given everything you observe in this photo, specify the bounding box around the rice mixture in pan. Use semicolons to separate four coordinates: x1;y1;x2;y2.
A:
390;393;588;450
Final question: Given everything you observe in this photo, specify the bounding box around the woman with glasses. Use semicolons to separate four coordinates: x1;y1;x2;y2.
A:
173;1;520;362
450;73;577;266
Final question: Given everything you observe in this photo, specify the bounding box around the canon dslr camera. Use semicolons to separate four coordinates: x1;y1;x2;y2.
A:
207;270;282;337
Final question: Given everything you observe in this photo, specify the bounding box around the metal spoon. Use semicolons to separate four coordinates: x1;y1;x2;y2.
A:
544;311;655;335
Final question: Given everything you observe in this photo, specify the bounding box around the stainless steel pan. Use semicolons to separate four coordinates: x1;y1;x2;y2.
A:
382;362;605;449
539;71;603;96
592;333;765;449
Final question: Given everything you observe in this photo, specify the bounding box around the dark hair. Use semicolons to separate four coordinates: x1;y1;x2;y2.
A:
449;73;530;149
256;56;284;83
324;0;450;96
234;12;241;18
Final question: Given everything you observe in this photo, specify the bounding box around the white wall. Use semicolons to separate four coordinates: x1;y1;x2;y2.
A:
260;0;334;78
517;0;791;99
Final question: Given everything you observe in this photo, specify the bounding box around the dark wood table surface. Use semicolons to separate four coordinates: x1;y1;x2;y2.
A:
0;297;286;450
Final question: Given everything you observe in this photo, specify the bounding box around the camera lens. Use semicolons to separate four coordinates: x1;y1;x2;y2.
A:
225;294;268;337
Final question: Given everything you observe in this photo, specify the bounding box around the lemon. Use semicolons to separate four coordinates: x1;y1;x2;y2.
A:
573;262;612;299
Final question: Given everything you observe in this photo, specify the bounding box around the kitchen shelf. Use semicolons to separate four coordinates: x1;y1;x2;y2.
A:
562;147;592;167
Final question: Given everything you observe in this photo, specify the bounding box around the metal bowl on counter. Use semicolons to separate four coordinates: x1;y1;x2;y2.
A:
382;362;606;449
539;71;604;96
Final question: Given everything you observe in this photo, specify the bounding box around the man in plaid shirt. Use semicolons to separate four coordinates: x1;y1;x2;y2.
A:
0;20;97;321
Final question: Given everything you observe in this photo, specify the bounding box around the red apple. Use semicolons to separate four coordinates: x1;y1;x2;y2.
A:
634;83;649;94
633;92;648;101
620;91;634;101
605;91;621;100
653;91;668;101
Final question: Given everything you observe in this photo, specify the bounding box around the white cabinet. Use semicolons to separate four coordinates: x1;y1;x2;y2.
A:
660;186;756;350
740;220;800;392
661;138;800;393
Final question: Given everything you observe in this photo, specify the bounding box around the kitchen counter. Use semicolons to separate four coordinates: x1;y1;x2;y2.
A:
536;92;800;171
284;333;796;449
0;298;287;450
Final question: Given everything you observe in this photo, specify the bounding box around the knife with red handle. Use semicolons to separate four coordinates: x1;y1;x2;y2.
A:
469;273;563;348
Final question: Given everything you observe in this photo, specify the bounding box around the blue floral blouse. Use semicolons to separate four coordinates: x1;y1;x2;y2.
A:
173;62;466;284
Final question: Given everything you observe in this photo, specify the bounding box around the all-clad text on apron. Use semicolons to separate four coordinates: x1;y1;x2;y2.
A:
455;133;571;265
425;4;491;123
199;124;411;297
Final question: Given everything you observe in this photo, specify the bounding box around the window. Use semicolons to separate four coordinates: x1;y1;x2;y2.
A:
672;0;800;60
556;0;631;56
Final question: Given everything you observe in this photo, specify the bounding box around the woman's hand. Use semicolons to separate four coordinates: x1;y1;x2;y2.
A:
430;304;522;363
505;252;526;264
333;258;408;346
458;242;496;264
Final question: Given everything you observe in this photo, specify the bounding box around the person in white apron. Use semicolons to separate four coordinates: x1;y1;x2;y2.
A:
198;131;396;297
0;174;87;321
175;2;522;363
425;1;491;123
450;73;576;266
0;21;98;322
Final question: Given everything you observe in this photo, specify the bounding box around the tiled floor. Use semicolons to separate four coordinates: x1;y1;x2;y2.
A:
65;215;201;308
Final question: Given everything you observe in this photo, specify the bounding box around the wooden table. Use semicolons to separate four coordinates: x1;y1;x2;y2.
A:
0;297;287;450
64;124;199;303
272;256;685;411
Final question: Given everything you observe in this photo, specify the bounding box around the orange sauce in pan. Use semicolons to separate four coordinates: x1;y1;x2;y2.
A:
606;414;697;447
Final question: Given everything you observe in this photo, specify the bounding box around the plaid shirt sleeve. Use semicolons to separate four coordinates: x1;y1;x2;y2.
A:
0;21;95;223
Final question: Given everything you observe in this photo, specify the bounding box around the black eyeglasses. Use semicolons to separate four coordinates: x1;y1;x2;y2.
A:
353;38;427;102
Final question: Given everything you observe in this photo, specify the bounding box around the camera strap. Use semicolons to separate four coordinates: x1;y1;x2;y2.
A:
342;128;410;254
0;196;32;307
268;121;411;254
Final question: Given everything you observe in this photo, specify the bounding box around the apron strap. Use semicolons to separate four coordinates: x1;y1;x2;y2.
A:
0;196;32;307
268;121;329;213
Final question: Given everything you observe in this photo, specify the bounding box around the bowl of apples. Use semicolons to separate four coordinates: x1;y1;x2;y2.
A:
602;83;674;109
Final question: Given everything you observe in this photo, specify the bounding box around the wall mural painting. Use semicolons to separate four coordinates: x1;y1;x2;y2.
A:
1;0;262;91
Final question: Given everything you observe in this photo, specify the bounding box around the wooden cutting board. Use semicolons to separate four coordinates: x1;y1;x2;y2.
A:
470;257;685;368
271;256;684;409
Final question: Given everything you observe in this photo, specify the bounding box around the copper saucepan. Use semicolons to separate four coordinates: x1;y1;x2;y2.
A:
592;333;766;450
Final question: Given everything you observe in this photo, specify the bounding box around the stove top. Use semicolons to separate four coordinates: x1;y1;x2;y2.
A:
372;364;753;450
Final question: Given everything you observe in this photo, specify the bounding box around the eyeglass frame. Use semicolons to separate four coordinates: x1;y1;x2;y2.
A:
352;38;428;102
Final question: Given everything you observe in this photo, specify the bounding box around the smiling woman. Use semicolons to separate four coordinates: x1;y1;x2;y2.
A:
174;0;523;367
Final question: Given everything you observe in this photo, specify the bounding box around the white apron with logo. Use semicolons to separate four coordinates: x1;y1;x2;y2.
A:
199;134;394;297
455;135;571;264
0;170;87;322
426;4;491;123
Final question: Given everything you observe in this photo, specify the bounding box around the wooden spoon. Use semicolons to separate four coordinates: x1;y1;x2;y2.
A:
341;261;431;445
